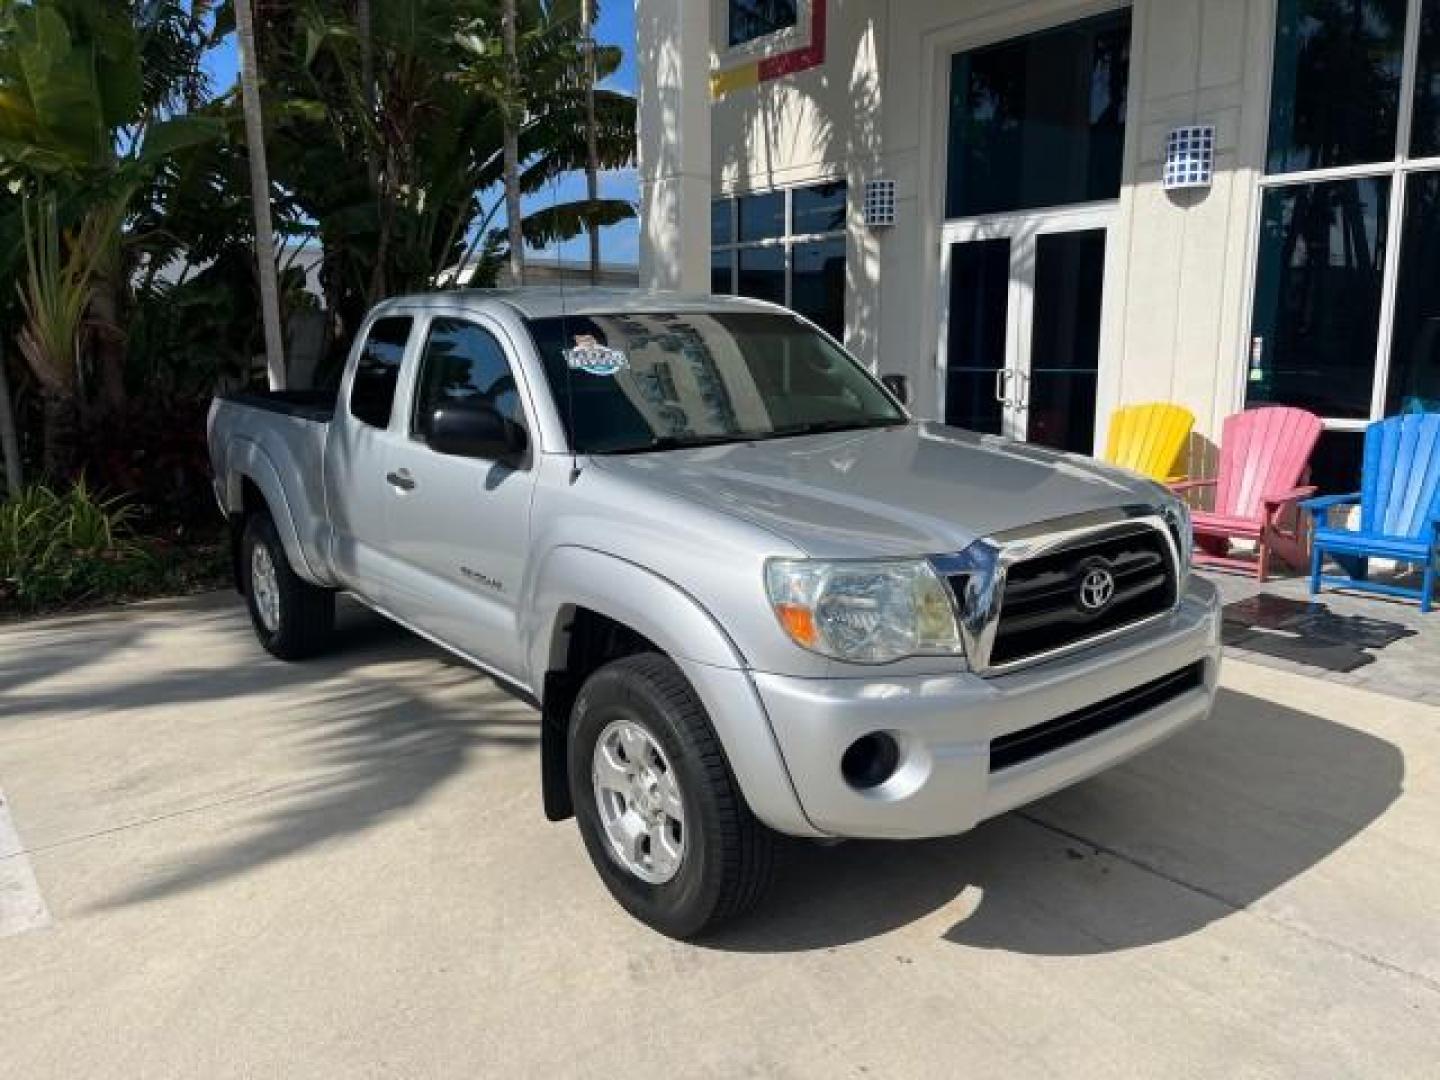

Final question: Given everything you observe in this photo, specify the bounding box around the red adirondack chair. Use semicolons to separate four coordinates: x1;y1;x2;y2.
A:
1170;407;1322;581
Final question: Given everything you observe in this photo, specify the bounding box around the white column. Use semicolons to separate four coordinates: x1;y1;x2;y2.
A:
637;0;711;292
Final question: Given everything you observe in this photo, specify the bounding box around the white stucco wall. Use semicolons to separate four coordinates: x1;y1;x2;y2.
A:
656;0;1274;463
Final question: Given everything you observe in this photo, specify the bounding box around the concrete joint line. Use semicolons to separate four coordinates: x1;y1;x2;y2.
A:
0;788;52;938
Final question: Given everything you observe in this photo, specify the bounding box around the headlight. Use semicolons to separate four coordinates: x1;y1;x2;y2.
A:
764;558;965;664
1158;496;1193;575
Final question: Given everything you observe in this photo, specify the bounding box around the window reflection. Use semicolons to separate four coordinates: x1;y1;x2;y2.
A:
1267;0;1406;174
1413;0;1440;158
1386;171;1440;413
1248;178;1390;418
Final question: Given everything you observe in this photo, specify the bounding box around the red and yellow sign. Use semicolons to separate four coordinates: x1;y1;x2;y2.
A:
710;0;828;99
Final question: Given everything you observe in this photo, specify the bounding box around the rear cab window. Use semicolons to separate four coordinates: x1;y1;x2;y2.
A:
349;316;414;428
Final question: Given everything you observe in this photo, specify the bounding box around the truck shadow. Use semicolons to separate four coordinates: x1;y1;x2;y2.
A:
707;688;1403;955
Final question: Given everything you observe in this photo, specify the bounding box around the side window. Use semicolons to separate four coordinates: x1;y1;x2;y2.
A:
728;0;798;48
349;317;413;429
412;318;526;441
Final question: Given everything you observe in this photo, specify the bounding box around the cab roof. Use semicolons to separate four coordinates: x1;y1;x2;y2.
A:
373;287;786;321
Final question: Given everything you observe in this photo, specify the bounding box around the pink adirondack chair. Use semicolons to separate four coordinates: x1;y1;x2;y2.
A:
1170;407;1322;582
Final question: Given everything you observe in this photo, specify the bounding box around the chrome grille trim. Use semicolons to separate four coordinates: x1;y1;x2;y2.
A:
931;505;1184;677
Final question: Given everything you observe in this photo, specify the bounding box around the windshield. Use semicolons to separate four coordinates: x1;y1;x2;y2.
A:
525;310;906;454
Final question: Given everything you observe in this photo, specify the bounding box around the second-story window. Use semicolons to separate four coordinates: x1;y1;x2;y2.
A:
711;180;846;341
728;0;798;49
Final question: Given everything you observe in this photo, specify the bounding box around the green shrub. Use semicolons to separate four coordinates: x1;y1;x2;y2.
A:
0;480;158;612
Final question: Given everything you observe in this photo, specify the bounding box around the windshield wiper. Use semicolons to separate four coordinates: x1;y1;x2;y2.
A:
764;417;908;440
590;432;763;455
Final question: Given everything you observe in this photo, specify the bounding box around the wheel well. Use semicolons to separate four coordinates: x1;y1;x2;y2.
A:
540;608;662;822
230;478;269;593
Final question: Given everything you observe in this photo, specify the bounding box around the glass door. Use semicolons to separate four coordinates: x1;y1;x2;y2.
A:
940;208;1111;452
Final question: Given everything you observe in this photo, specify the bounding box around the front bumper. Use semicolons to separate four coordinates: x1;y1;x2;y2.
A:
750;576;1222;839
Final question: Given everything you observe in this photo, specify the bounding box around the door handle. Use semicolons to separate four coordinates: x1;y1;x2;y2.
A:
993;369;1014;405
386;469;416;492
1014;370;1031;409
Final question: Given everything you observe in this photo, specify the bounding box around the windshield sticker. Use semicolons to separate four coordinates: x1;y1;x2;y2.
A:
565;337;628;376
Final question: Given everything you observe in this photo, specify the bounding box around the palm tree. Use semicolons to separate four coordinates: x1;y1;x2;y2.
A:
0;338;21;494
581;0;601;284
502;0;525;285
234;0;287;389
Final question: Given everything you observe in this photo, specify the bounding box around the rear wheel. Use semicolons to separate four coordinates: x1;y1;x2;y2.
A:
569;653;775;938
241;511;335;660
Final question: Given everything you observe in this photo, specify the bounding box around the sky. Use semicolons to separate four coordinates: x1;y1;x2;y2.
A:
204;3;641;267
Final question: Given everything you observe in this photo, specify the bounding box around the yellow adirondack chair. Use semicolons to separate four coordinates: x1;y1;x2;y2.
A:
1103;403;1195;482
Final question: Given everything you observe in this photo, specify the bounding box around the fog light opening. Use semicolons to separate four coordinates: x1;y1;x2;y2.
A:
841;732;901;791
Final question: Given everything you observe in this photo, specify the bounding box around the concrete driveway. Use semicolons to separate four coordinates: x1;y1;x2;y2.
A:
2;593;1438;1078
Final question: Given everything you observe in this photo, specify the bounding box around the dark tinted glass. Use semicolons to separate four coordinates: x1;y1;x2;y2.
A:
944;238;1010;434
525;311;903;454
791;237;846;339
412;319;524;441
1267;0;1406;174
1309;430;1366;495
1026;230;1105;453
349;317;412;428
1386;171;1440;413
1414;0;1440;157
711;249;735;295
738;192;785;242
737;245;786;304
711;200;733;246
946;11;1130;218
792;181;846;235
728;0;798;48
1247;178;1390;418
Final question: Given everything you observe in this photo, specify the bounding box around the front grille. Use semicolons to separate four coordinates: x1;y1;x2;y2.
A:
989;662;1205;772
983;525;1177;667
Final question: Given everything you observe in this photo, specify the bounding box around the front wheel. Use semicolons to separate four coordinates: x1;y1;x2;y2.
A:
241;511;335;661
569;653;775;939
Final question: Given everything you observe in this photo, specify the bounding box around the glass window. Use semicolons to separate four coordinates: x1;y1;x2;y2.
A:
792;181;846;235
1266;0;1406;174
525;311;903;455
1247;177;1390;419
791;237;846;339
728;0;798;49
944;238;1011;435
412;319;524;441
711;249;735;295
737;245;786;304
1026;230;1105;454
1413;0;1440;158
1386;171;1440;412
711;200;733;246
738;192;785;242
946;11;1131;218
349;317;412;428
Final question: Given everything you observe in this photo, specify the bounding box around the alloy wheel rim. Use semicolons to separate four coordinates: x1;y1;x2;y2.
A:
251;544;281;634
592;718;685;884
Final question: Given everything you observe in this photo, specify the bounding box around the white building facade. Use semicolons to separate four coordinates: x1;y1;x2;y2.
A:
637;0;1440;490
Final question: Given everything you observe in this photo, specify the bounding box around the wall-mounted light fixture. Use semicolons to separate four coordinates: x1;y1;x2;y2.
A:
863;179;896;227
1163;125;1216;191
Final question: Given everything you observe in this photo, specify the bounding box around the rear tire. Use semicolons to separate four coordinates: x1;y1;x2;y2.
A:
569;653;775;939
241;511;335;661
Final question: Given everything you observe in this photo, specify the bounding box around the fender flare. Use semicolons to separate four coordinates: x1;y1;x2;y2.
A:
222;436;324;585
527;547;816;837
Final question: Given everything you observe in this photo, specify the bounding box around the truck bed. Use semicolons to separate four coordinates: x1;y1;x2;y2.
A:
219;389;337;424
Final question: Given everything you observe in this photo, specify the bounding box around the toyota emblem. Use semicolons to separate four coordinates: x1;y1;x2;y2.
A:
1078;565;1116;613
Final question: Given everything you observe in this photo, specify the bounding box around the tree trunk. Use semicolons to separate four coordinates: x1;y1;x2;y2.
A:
357;0;379;196
234;0;288;389
582;0;601;285
41;391;77;482
0;340;22;496
502;0;525;286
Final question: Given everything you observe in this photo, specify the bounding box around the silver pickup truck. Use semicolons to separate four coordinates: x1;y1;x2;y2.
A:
208;288;1221;938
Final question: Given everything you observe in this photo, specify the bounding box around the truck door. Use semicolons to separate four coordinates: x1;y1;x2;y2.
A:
324;314;417;604
380;313;538;681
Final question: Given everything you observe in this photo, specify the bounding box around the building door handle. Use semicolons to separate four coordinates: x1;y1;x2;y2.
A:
994;369;1015;405
386;469;416;492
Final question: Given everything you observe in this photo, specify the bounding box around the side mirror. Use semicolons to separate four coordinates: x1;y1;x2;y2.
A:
426;402;528;461
880;374;910;406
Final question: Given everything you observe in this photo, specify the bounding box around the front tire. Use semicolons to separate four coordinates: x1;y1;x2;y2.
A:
241;511;335;661
569;653;775;939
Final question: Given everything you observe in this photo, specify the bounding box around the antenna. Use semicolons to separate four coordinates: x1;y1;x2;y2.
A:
551;172;580;482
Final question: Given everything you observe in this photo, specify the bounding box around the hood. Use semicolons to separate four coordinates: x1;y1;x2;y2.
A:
589;422;1162;559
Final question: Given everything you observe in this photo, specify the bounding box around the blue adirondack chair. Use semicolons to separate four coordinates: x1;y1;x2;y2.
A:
1302;413;1440;612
